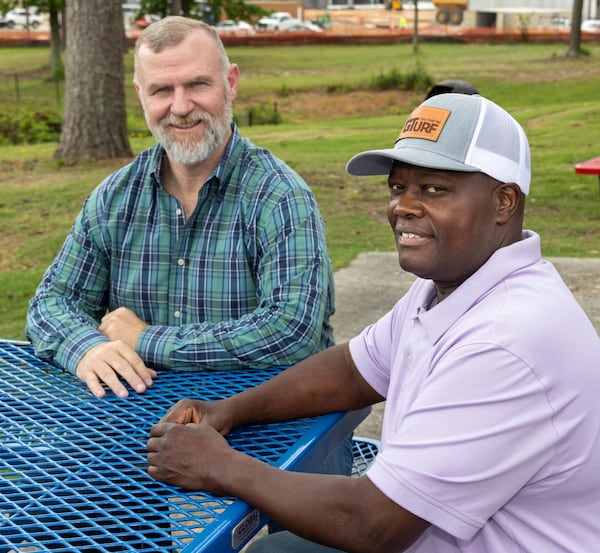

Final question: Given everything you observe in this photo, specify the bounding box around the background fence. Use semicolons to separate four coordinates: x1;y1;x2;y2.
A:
0;70;64;108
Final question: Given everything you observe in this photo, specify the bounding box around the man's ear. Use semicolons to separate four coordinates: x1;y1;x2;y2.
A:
496;183;523;225
228;63;240;102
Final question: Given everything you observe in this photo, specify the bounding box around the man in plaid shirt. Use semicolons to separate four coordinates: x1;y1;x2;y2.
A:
26;17;335;402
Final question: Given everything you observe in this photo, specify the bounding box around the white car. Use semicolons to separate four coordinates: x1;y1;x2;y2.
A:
549;15;569;28
256;11;295;30
3;7;43;29
581;19;600;32
215;19;255;33
279;20;324;32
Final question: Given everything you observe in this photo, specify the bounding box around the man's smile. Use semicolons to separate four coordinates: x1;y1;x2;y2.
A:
395;227;433;247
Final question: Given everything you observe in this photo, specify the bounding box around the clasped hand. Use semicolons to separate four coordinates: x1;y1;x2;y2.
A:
147;399;234;492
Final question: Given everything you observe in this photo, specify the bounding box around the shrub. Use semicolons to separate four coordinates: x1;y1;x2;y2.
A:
0;109;62;145
369;62;433;92
236;102;283;126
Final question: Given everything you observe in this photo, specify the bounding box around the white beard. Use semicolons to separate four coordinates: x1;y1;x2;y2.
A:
144;93;233;167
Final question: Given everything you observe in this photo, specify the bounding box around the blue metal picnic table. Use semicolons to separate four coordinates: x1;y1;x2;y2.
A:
0;341;373;552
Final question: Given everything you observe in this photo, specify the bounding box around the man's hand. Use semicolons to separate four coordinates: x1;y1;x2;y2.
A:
147;422;234;493
99;307;149;350
158;398;232;433
76;341;157;398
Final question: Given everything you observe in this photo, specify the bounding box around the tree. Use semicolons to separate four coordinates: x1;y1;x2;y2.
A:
55;0;132;162
32;0;65;80
566;0;584;57
47;1;63;79
140;0;265;25
411;0;419;55
0;0;17;18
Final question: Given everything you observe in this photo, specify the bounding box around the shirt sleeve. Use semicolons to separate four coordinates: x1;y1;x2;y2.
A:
365;343;557;541
136;184;334;370
25;198;111;373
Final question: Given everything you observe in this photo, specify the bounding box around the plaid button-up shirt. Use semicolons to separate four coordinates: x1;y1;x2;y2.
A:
27;125;335;373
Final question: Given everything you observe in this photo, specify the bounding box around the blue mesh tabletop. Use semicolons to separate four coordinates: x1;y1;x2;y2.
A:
0;342;369;552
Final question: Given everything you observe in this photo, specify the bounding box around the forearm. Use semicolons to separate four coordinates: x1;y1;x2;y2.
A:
225;343;383;429
27;207;111;372
214;449;425;553
150;403;424;552
26;293;107;373
136;291;331;371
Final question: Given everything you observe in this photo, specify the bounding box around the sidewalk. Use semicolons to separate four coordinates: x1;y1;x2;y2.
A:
331;253;600;440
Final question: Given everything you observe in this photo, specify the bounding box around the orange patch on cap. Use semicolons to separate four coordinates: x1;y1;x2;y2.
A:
396;106;451;142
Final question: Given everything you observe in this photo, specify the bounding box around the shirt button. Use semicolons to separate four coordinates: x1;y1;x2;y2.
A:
174;311;181;318
177;258;185;266
176;208;182;216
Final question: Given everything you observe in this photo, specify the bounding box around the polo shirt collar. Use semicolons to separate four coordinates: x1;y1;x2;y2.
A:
417;230;541;343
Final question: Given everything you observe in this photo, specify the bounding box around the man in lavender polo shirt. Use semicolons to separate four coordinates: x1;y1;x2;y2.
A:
146;94;600;553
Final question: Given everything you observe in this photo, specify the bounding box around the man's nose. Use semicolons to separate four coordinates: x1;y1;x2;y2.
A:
391;191;423;218
170;89;194;116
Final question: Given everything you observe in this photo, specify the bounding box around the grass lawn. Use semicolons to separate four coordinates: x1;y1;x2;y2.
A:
1;41;599;339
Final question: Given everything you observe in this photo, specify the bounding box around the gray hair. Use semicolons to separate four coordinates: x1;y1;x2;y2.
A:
133;16;230;85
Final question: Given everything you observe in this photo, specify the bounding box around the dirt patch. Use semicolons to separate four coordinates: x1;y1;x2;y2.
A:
237;88;417;123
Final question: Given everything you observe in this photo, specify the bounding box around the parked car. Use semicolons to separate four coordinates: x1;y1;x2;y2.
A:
279;19;324;32
3;7;43;29
256;11;294;30
581;19;600;32
214;19;255;33
549;14;570;28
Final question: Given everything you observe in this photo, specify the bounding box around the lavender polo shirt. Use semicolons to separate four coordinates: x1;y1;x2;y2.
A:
349;231;600;552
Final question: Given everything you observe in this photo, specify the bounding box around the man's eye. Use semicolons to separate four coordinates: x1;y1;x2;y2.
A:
389;183;404;192
424;185;445;194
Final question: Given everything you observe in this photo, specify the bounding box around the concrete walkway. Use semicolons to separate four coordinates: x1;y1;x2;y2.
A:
331;253;600;440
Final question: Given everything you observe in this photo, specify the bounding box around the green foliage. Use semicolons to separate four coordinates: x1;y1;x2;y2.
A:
0;109;61;145
0;0;16;17
216;0;267;22
238;102;283;126
139;0;267;25
369;62;433;92
278;83;293;97
517;13;532;41
326;83;354;94
1;42;600;339
24;0;66;16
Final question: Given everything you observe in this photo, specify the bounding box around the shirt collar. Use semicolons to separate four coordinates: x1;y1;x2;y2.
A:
148;143;165;188
417;230;542;343
147;123;242;192
212;123;243;191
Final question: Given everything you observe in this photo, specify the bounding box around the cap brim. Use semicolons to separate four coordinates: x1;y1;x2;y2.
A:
346;147;482;176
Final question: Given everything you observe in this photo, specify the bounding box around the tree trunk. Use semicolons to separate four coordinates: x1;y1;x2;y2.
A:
412;0;419;55
55;0;132;162
48;4;63;80
172;0;183;16
566;0;584;57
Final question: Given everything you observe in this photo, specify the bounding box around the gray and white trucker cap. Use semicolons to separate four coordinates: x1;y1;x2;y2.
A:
346;93;531;194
